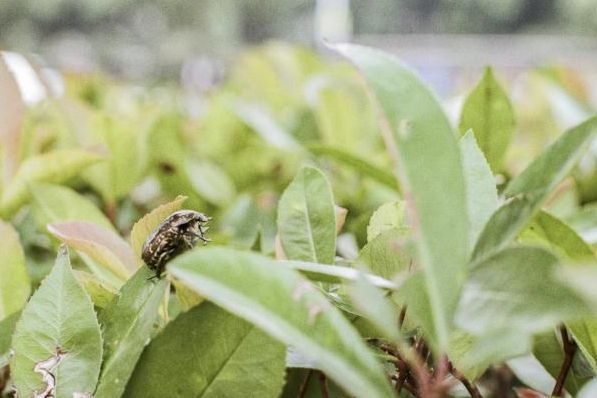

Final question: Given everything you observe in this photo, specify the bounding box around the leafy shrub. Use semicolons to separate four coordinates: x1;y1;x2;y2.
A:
2;42;597;397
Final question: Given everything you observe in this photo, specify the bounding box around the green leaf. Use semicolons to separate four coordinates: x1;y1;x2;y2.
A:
357;228;412;280
10;246;102;398
448;330;530;382
395;272;436;344
73;270;117;309
0;310;20;368
220;194;260;249
569;320;597;374
0;220;30;320
171;278;203;311
521;210;595;263
230;99;300;150
473;116;597;261
459;67;515;172
129;195;187;261
366;201;407;242
567;203;597;244
82;115;149;203
0;149;103;218
186;159;236;206
277;167;336;264
312;87;361;151
169;247;395;398
533;329;587;395
578;378;597;398
348;269;400;341
334;43;469;348
505;116;597;199
29;183;114;231
459;131;498;252
94;266;169;398
449;331;530;381
519;211;597;372
306;144;399;192
48;221;137;281
125;302;286;398
456;246;591;335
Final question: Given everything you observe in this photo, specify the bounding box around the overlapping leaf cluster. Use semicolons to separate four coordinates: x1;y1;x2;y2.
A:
2;42;597;398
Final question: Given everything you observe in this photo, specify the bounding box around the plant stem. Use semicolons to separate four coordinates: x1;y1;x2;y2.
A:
399;305;407;329
297;369;313;398
391;374;418;396
552;326;577;397
318;371;329;398
449;362;483;398
394;356;410;394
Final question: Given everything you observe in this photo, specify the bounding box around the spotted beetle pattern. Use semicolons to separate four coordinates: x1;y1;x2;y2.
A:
142;210;211;278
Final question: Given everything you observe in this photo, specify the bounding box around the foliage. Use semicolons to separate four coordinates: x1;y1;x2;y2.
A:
2;42;597;398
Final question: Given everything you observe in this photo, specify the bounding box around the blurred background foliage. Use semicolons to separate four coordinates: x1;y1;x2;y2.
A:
3;0;597;291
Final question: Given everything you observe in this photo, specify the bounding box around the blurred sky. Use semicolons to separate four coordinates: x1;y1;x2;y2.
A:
1;0;596;80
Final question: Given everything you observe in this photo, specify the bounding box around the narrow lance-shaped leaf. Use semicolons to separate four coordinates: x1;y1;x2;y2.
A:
10;246;103;398
0;220;30;320
94;266;169;398
459;67;515;172
307;144;400;192
473;116;597;261
0;149;104;218
334;43;469;348
125;302;286;398
169;247;395;398
277;166;336;264
459;131;499;253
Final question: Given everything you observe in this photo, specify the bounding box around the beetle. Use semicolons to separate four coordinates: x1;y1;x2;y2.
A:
142;210;211;279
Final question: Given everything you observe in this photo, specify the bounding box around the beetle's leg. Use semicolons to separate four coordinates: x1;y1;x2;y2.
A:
182;233;196;249
195;226;211;244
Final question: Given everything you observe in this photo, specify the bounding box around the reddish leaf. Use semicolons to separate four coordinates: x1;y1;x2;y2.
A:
48;221;137;280
0;54;25;185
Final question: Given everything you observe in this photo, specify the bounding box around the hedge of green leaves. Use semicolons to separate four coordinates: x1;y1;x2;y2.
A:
2;42;597;397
